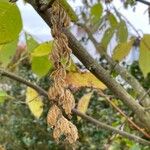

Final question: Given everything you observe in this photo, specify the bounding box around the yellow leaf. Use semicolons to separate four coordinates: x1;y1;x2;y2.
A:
66;72;106;90
77;92;93;121
26;87;43;119
139;34;150;77
112;40;134;62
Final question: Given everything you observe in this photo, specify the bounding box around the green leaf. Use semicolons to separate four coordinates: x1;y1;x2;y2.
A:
31;42;53;77
0;90;7;104
32;55;53;77
77;92;93;121
31;42;53;57
0;2;22;44
112;40;134;62
117;20;128;43
26;87;43;119
0;39;18;67
90;3;103;24
59;0;78;22
101;28;115;49
129;144;141;150
139;34;150;77
108;13;118;28
26;35;39;52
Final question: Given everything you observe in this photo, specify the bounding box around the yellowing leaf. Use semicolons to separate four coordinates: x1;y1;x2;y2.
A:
26;87;43;118
112;40;134;62
77;92;93;121
66;72;106;90
139;34;150;77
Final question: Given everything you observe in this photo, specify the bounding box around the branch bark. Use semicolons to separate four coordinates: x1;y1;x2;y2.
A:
78;23;150;107
27;1;150;131
0;68;150;145
136;0;150;5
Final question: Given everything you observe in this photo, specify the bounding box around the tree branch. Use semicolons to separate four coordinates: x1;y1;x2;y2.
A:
0;68;150;145
77;22;150;107
136;0;150;6
26;1;150;131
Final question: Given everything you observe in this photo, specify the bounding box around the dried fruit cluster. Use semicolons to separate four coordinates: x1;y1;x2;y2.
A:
47;0;78;143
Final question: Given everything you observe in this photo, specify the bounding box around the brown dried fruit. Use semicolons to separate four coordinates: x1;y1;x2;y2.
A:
53;116;78;143
59;90;75;115
47;104;62;127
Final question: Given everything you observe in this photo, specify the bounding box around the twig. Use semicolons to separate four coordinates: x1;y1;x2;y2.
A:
0;68;150;145
77;22;150;108
136;0;150;6
139;88;150;103
97;90;150;139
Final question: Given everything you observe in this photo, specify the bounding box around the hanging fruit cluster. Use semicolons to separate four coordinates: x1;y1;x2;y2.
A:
47;0;78;144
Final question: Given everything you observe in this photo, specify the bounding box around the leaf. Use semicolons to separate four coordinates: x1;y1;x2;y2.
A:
112;40;134;62
77;92;93;121
31;42;53;77
32;56;53;77
26;35;39;52
0;39;18;67
108;13;118;28
139;35;150;77
129;144;141;150
117;20;128;43
59;0;78;22
0;90;7;104
0;2;22;44
101;28;115;49
90;3;103;24
66;72;106;90
26;87;43;118
31;42;52;57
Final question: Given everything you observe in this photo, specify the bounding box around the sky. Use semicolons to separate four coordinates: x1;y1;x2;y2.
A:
16;0;150;43
16;0;150;64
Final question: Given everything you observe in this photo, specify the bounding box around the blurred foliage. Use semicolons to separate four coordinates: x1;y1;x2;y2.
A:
0;0;150;149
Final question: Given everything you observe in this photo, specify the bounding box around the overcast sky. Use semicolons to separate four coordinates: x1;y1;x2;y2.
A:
16;0;150;43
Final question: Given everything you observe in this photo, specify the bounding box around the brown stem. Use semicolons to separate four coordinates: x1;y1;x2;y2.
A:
0;68;150;145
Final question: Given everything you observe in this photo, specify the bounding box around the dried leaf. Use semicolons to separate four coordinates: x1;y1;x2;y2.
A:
66;72;106;90
26;87;43;119
77;92;93;121
53;116;78;143
60;90;75;115
47;104;62;127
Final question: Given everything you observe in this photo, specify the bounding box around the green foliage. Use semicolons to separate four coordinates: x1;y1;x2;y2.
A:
101;28;115;49
90;3;103;24
139;34;150;77
0;39;18;67
26;35;39;52
0;90;7;104
117;20;128;43
112;39;134;61
60;0;78;22
0;1;22;44
31;42;53;77
108;13;118;28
